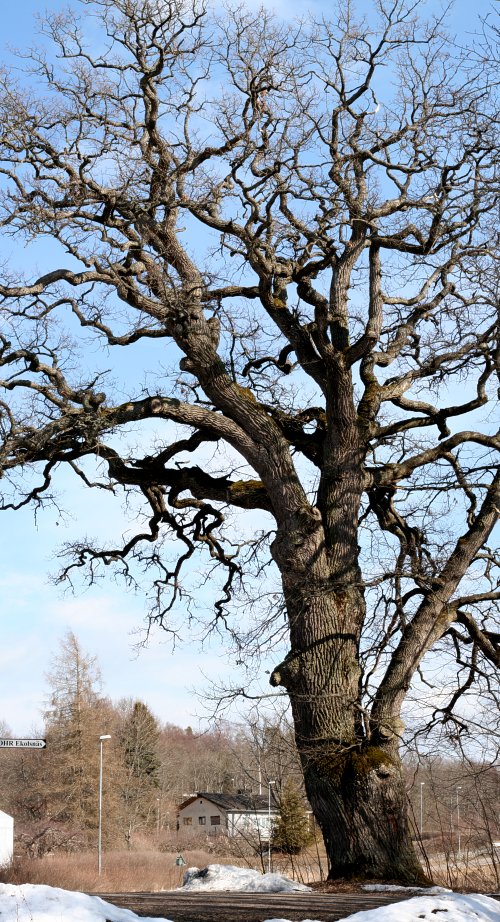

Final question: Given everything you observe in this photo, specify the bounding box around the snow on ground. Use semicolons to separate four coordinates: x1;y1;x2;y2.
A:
180;864;311;891
337;892;500;921
0;870;499;922
0;883;164;922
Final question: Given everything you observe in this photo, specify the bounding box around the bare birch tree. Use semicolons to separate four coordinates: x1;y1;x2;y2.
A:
0;0;498;882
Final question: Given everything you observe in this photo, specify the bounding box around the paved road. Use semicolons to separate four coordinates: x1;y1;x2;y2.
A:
95;889;442;921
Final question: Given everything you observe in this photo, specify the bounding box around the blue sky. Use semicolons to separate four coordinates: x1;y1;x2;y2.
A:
0;1;244;736
0;468;245;734
0;0;494;737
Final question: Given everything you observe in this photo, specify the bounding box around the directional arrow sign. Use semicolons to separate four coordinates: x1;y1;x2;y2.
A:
0;739;46;749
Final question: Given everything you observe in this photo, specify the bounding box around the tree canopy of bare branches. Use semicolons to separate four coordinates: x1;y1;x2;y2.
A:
0;0;498;883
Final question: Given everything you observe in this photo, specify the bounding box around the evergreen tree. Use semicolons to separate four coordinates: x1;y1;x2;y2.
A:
272;780;313;855
122;701;160;784
117;699;161;843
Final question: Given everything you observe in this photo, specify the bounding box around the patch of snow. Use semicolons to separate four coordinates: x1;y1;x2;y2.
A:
338;891;500;921
180;863;311;892
0;882;170;922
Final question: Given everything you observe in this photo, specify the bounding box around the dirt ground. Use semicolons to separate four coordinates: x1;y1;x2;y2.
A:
97;888;427;922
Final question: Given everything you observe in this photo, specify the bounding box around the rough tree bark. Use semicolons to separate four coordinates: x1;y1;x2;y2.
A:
0;0;498;882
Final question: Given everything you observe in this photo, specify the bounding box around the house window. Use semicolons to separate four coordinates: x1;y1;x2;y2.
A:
183;817;192;826
210;815;221;826
198;816;206;825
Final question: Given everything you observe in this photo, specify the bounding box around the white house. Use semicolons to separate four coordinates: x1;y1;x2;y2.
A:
0;811;13;866
177;792;278;840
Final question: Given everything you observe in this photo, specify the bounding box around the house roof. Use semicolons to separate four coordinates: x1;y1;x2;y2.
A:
178;791;275;813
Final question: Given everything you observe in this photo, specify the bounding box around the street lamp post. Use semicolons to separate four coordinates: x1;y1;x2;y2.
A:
98;734;111;875
456;786;462;858
267;781;276;874
420;782;425;837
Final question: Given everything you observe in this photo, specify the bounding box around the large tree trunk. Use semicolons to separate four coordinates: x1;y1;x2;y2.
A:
270;526;426;883
301;740;426;882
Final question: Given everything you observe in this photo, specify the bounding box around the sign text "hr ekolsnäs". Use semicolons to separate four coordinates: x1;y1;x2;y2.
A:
0;739;46;749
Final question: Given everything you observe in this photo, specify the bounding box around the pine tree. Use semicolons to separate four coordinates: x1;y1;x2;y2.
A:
117;699;161;844
272;780;313;855
122;701;160;784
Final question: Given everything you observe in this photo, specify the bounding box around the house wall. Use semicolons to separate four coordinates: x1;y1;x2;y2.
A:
228;811;274;840
178;798;277;839
178;797;228;832
0;811;13;866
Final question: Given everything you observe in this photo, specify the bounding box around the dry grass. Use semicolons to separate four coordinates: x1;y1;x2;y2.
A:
0;848;244;893
0;840;328;894
427;852;500;892
2;841;496;895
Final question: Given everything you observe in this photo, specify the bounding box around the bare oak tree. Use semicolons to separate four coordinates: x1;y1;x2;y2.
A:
0;0;498;882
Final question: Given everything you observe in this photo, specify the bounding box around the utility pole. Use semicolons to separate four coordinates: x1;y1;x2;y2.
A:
98;734;111;875
267;780;276;873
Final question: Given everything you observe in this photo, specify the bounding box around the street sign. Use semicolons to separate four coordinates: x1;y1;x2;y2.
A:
0;739;46;749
